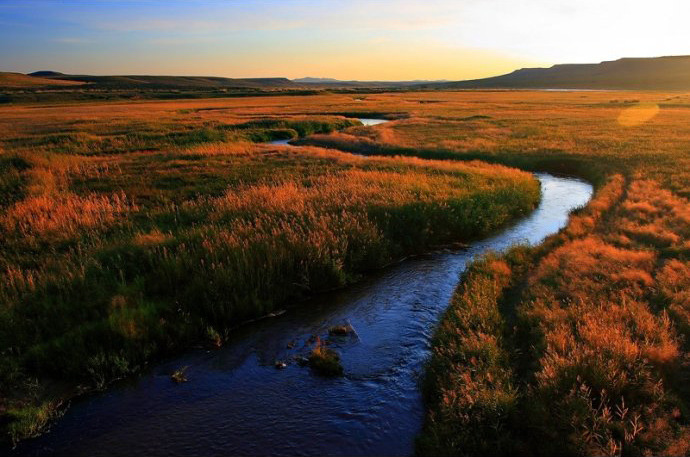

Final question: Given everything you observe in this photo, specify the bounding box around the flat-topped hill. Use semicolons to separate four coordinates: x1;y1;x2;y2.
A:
420;55;690;90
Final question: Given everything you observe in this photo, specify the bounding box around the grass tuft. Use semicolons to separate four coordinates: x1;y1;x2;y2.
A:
308;338;343;377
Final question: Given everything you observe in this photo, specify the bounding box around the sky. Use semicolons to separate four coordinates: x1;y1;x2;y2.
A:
1;0;689;80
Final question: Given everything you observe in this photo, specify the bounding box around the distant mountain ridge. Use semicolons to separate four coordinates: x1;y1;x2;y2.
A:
8;72;445;90
293;77;341;83
294;77;449;87
20;73;297;89
28;71;66;77
418;56;690;90
12;73;448;90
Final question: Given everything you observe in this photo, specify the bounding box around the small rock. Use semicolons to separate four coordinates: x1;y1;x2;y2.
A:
171;366;189;383
328;324;354;336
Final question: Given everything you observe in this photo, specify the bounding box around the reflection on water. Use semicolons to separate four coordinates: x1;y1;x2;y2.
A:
14;174;592;457
267;138;292;145
357;118;389;126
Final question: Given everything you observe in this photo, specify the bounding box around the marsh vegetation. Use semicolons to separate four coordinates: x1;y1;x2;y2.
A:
0;96;539;444
3;90;690;455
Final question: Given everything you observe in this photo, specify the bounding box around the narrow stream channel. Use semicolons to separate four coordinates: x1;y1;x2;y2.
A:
14;173;592;457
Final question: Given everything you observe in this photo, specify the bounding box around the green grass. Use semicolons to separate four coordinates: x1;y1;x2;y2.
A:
6;400;64;445
416;247;533;457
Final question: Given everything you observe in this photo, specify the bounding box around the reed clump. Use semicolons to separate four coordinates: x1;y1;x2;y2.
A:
308;338;343;377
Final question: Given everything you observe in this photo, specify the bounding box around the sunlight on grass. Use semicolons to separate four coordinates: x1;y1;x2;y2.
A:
617;102;660;127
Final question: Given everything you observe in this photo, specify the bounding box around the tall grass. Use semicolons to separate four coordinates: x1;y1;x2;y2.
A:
417;248;532;456
419;174;690;456
0;112;539;442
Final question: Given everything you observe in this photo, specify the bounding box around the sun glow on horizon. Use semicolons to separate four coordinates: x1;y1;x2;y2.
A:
1;0;689;80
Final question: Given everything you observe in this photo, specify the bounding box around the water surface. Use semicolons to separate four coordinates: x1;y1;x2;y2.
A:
15;174;592;457
267;138;292;145
357;118;389;126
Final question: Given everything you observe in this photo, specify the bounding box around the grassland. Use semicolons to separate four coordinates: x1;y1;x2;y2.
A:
0;95;540;444
3;90;690;454
287;91;690;456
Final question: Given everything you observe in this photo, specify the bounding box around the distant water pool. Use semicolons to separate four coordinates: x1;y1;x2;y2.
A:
357;118;389;126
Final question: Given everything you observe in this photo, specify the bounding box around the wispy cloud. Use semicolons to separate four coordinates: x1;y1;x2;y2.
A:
148;36;217;45
82;1;460;33
93;18;225;33
54;37;91;44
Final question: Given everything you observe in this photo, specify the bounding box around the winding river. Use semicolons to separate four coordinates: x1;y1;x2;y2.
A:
14;171;592;457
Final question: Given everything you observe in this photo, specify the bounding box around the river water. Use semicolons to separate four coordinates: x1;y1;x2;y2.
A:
357;118;389;126
14;173;592;456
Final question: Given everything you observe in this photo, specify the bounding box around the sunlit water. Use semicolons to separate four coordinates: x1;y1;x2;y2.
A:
12;173;592;457
357;118;389;126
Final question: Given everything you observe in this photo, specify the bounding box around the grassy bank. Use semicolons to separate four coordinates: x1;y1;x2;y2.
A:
418;173;690;456
0;100;541;444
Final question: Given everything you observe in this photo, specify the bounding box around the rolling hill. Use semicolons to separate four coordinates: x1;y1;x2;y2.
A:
0;72;83;88
24;72;298;89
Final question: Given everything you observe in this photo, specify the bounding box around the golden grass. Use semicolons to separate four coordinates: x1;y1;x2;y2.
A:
1;191;135;241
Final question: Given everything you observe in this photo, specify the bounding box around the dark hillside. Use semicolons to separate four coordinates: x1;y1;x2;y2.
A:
419;56;690;90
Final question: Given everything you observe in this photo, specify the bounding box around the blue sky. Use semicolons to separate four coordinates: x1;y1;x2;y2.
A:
1;0;689;80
